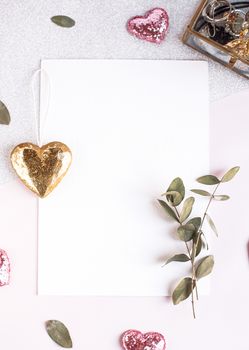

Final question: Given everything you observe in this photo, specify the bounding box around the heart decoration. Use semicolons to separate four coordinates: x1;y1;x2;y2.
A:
11;141;72;198
122;330;166;350
127;8;169;44
0;249;10;287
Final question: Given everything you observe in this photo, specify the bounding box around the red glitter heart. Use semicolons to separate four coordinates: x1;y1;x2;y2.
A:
0;249;10;286
122;330;166;350
127;8;169;44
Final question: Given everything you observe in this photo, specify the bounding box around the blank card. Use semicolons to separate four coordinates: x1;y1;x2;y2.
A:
38;59;209;296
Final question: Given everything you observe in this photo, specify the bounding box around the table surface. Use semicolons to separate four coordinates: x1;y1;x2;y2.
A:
0;1;249;349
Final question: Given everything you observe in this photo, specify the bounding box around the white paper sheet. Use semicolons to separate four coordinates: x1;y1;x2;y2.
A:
38;59;209;296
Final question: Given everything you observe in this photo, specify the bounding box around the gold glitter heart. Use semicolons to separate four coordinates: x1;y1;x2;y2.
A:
11;142;72;198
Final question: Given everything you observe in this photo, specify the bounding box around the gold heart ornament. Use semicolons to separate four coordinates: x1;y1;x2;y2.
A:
11;141;72;198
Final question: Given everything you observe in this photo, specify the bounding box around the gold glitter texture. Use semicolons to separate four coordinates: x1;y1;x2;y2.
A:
11;142;72;198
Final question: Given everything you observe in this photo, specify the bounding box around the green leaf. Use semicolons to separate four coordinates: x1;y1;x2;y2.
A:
166;178;185;205
214;195;230;201
51;15;75;28
221;166;240;183
179;197;195;223
196;175;220;185
172;277;195;305
187;217;201;231
166;191;182;207
196;255;214;280
158;200;179;223
45;320;73;348
0;101;10;125
191;189;211;196
177;224;195;242
164;254;190;265
206;214;218;236
191;233;203;258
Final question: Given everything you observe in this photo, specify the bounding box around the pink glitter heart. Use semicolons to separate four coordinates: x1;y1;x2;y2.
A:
122;330;166;350
127;8;169;44
0;249;10;286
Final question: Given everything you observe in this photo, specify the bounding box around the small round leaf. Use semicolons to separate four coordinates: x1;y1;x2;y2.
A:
164;254;190;266
221;167;240;183
166;178;185;205
158;200;179;223
179;197;195;223
196;255;214;280
196;175;220;185
214;195;230;201
172;277;194;305
191;189;211;196
177;224;195;242
0;101;10;125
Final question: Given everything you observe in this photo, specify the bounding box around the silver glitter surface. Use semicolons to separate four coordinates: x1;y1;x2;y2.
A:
0;0;248;184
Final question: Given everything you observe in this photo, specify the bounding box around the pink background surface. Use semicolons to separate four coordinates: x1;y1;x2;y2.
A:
0;90;249;349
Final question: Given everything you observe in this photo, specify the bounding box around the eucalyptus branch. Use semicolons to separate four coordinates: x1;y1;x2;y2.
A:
158;166;240;318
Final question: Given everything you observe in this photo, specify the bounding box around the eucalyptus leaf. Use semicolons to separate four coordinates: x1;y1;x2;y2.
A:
196;175;220;185
191;189;211;196
164;254;190;265
51;15;75;28
187;217;201;231
166;191;182;207
158;200;179;223
179;197;195;223
196;255;214;280
214;195;230;201
192;233;203;258
177;224;195;242
45;320;73;348
172;277;194;305
221;166;240;183
166;178;185;205
0;101;10;125
206;214;218;236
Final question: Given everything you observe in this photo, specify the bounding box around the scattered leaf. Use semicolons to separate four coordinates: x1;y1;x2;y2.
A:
166;190;182;207
158;200;179;222
206;214;218;236
214;195;230;201
0;101;10;125
177;224;195;242
172;277;195;305
166;178;185;205
196;175;220;185
179;197;195;223
221;166;240;183
45;320;73;348
191;189;211;196
51;15;75;28
164;254;190;265
196;255;214;280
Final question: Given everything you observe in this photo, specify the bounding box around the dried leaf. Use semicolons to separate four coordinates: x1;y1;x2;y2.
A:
51;15;75;28
213;195;230;201
191;189;211;196
158;199;179;223
166;191;182;207
45;320;73;348
196;255;214;280
192;233;203;258
187;217;201;231
172;277;194;305
221;166;240;183
164;254;190;266
177;224;195;242
179;197;195;223
166;178;185;205
0;101;10;125
206;214;218;236
196;175;220;185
